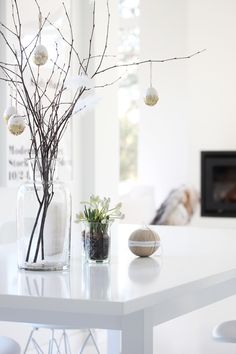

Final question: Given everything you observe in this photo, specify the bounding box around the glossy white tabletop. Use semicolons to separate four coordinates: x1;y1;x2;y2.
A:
1;224;236;321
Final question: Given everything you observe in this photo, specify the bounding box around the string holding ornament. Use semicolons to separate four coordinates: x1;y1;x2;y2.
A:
3;85;17;123
144;62;159;106
7;77;26;136
33;12;48;66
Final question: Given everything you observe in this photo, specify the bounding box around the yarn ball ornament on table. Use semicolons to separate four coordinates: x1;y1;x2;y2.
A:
33;44;49;66
128;228;160;257
8;115;26;135
3;106;17;123
144;86;159;106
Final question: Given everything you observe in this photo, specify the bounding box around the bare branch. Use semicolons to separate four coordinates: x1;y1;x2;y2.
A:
85;0;96;73
94;0;110;74
94;75;123;89
46;14;86;74
92;49;207;77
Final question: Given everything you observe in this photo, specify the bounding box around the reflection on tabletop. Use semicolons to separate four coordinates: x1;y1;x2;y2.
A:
1;225;236;305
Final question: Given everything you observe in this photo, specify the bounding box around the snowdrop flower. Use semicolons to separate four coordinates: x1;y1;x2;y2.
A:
75;195;124;223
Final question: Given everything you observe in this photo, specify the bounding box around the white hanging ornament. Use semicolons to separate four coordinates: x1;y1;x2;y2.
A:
3;105;17;123
33;13;48;66
8;115;26;136
33;44;48;66
144;62;159;106
144;86;159;106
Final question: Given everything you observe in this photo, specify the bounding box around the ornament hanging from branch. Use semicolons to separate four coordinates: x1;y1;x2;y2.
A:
33;13;48;66
6;81;24;135
3;86;17;123
33;44;48;66
8;114;26;135
3;105;17;123
144;62;159;106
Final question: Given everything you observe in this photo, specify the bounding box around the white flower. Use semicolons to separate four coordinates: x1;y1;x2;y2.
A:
65;74;94;90
101;197;110;212
77;195;124;224
90;195;100;206
101;219;108;224
115;202;122;210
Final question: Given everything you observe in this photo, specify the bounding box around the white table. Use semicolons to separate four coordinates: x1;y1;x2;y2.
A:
1;225;236;354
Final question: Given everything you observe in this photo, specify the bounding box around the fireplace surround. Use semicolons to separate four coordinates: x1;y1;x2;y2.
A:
201;151;236;217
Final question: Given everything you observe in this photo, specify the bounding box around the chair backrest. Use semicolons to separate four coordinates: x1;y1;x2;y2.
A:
0;336;21;354
213;320;236;343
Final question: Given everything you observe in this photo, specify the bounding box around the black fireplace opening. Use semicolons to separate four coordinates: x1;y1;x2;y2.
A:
201;151;236;217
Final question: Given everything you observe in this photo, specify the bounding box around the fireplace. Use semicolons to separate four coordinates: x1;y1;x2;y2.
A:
201;151;236;217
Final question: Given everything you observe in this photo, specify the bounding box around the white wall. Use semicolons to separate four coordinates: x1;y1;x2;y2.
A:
72;0;119;211
138;0;189;207
187;0;236;188
138;0;236;215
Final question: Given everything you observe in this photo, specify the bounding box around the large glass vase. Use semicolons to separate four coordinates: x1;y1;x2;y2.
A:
17;159;71;271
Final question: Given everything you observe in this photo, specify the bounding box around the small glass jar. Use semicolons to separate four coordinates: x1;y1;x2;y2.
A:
17;159;71;271
83;221;111;263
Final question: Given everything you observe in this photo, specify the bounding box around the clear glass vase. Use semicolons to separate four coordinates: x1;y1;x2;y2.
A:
83;221;111;263
17;159;71;271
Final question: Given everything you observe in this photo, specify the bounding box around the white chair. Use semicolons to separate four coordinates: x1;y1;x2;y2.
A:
0;336;21;354
20;272;101;353
212;320;236;343
23;325;100;354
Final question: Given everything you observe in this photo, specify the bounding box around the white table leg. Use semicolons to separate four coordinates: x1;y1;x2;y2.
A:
107;330;121;354
121;310;153;354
